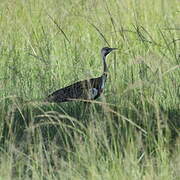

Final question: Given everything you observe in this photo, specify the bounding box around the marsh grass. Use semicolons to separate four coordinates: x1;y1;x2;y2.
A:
0;0;179;179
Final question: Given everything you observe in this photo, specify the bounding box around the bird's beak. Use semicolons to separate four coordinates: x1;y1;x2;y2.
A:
111;48;118;51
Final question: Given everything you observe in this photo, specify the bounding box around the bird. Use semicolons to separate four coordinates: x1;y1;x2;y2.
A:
47;47;117;103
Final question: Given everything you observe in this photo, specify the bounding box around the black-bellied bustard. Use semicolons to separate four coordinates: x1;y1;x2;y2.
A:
47;47;117;103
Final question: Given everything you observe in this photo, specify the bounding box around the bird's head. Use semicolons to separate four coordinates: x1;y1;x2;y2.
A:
101;47;117;57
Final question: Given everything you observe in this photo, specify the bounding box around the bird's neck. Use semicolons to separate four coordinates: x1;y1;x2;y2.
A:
102;56;108;74
101;56;108;90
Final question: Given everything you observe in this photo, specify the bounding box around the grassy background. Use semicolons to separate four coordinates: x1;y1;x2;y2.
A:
0;0;179;179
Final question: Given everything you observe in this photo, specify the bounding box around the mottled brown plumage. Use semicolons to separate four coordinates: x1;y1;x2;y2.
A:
47;47;117;103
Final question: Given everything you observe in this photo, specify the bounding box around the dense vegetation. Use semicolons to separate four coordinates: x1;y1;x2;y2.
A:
0;0;179;179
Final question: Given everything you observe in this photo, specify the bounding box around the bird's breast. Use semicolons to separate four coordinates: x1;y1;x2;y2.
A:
89;88;98;99
101;74;107;89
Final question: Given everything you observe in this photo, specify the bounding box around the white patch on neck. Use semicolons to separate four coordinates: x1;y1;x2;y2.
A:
101;75;107;89
89;88;98;99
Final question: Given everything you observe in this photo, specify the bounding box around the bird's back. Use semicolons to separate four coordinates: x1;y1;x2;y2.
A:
47;75;106;103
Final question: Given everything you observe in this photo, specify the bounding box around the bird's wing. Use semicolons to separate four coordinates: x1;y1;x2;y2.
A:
47;79;92;102
47;76;103;103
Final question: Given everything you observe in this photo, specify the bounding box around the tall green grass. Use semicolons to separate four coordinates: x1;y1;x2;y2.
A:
0;0;179;179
